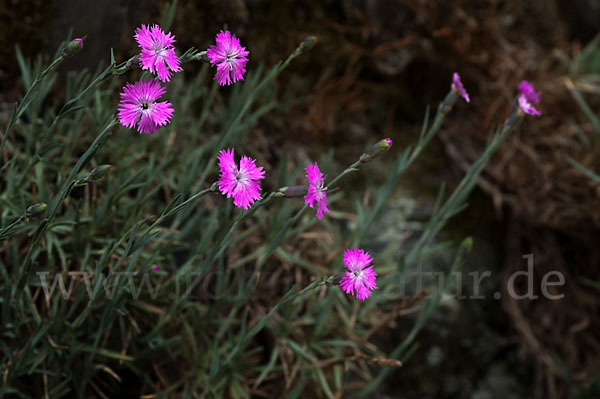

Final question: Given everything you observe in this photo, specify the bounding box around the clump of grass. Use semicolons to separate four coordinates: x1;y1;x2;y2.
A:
0;4;528;397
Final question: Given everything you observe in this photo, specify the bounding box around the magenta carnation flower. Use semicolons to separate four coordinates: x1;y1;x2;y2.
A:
452;72;470;103
304;162;330;220
339;248;378;301
118;80;174;135
207;30;250;86
217;148;265;210
134;24;182;82
517;80;541;116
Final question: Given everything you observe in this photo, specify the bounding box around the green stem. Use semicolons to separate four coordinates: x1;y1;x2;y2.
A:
350;93;456;245
0;54;66;159
139;185;217;244
15;47;213;171
204;192;280;270
327;160;361;189
12;117;117;306
194;38;317;190
0;216;25;239
405;120;515;266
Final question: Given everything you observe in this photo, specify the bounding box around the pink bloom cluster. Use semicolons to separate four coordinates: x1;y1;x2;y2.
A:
118;27;249;135
339;248;378;301
518;80;541;116
207;30;250;86
118;24;181;134
214;150;378;300
304;162;330;220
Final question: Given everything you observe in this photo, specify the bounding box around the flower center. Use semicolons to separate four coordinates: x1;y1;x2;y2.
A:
225;49;241;70
141;101;149;111
152;38;165;53
315;182;327;199
235;169;248;185
518;95;532;112
226;48;240;60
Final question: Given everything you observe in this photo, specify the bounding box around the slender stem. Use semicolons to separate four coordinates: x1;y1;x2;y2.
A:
326;99;448;192
205;192;280;269
12;117;117;306
0;217;25;238
0;54;66;158
139;186;217;241
405;120;514;266
222;278;325;367
14;48;214;170
194;39;316;190
327;160;361;189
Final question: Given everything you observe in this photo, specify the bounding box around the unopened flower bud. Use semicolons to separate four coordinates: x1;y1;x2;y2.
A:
278;185;308;198
62;38;84;58
293;36;317;58
299;36;317;52
90;164;111;180
462;236;473;251
359;138;393;163
26;202;48;217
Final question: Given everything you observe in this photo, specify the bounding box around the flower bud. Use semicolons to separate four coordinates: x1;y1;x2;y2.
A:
461;236;473;251
62;38;84;58
278;185;308;198
299;36;317;52
293;36;317;58
26;202;48;217
359;138;393;163
90;164;111;180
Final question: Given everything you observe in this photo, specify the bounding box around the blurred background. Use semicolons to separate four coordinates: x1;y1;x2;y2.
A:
2;0;600;398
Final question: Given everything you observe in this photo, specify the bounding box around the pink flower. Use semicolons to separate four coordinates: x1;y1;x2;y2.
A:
152;265;160;271
304;162;330;220
452;72;470;103
207;30;249;86
339;248;378;301
217;148;265;210
518;80;541;116
135;24;182;82
118;80;174;134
